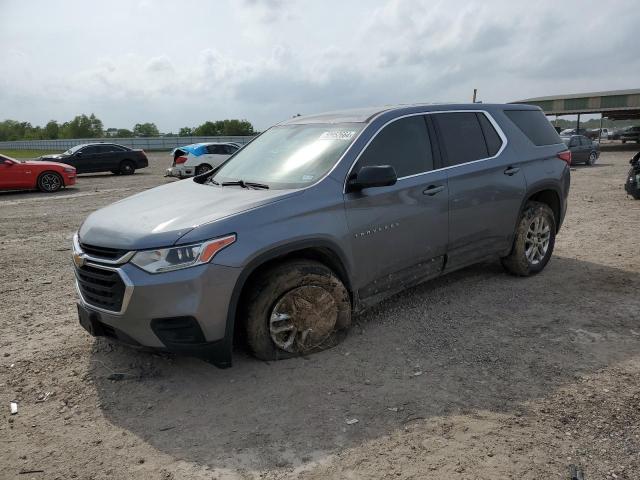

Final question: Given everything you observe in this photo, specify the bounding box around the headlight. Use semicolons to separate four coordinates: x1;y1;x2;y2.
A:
130;234;236;273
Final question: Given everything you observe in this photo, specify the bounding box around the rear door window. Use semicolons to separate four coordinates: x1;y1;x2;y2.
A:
207;145;226;154
434;112;488;167
504;110;562;146
356;115;433;178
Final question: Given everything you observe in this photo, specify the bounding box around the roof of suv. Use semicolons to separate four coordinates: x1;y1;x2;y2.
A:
279;103;540;125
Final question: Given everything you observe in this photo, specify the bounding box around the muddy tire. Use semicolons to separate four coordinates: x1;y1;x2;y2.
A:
244;259;351;361
37;171;63;192
586;151;597;166
119;160;135;175
195;164;212;176
501;201;556;276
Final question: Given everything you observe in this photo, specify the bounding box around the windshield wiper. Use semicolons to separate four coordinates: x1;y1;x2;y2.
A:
220;179;269;189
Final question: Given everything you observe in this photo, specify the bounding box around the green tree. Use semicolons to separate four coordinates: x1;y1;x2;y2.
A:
59;114;104;138
133;122;160;137
193;121;218;136
44;120;60;139
179;127;193;136
191;119;255;136
116;128;134;138
220;119;255;135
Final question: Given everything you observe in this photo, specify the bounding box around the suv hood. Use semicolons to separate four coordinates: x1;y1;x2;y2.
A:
79;179;302;250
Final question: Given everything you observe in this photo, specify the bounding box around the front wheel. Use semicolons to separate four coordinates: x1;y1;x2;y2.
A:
586;151;597;166
501;201;556;276
244;260;351;361
37;171;63;192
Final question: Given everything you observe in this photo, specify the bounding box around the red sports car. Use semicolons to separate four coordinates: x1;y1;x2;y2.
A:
0;154;76;192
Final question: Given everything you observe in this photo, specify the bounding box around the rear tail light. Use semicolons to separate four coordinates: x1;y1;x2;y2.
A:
557;150;572;165
175;156;188;164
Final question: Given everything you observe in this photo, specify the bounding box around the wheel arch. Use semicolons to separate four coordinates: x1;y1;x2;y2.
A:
223;239;354;356
523;186;562;232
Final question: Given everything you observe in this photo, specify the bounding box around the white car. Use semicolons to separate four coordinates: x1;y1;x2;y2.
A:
165;142;241;178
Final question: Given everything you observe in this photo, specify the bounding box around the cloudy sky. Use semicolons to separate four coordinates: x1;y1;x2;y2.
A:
1;0;638;131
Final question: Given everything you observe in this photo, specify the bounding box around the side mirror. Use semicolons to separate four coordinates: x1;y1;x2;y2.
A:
348;165;397;191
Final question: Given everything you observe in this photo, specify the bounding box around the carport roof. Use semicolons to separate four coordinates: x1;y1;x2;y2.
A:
512;89;640;119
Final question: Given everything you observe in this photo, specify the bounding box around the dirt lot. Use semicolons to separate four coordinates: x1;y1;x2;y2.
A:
1;149;639;480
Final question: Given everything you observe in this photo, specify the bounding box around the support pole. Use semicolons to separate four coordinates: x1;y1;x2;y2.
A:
576;114;581;133
599;113;603;142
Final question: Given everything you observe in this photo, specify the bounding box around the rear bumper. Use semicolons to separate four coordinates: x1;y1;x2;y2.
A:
165;165;194;178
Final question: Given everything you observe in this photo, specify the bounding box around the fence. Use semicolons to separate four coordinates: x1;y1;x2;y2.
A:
0;136;257;151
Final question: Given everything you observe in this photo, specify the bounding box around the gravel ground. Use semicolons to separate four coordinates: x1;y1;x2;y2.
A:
1;149;639;480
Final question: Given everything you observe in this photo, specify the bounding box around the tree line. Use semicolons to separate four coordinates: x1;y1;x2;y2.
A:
0;114;256;141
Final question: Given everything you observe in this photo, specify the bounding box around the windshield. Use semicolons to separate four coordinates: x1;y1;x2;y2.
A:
211;123;364;189
62;145;85;155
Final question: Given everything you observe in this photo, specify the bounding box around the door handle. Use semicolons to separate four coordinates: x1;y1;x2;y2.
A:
504;166;520;176
423;185;444;196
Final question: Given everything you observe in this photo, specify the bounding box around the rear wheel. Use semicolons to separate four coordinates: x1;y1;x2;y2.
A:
501;201;556;276
586;151;597;166
119;160;135;175
195;164;212;176
244;260;351;361
37;171;63;192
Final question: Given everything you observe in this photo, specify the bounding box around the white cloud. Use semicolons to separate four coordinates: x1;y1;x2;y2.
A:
0;0;638;131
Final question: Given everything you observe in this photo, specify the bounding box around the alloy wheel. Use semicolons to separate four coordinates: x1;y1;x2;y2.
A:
41;173;61;191
269;285;338;353
524;215;551;265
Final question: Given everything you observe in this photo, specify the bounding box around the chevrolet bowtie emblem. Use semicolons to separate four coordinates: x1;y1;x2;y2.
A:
73;253;86;268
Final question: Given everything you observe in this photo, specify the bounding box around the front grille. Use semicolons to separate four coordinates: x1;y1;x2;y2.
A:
75;265;125;312
80;242;128;261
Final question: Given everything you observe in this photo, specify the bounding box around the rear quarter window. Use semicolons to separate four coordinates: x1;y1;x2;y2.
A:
504;110;562;146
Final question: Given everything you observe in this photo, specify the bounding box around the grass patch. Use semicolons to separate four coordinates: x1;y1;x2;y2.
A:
0;149;62;159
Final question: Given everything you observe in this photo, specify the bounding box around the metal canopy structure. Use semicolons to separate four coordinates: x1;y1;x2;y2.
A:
512;89;640;120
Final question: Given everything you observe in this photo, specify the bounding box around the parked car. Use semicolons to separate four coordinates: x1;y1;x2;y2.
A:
588;128;610;140
560;128;589;137
73;104;570;367
165;142;241;178
39;143;148;175
624;151;640;200
620;126;640;143
609;128;626;140
560;135;600;165
0;153;76;192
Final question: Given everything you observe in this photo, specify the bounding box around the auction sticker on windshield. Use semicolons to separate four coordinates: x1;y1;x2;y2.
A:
319;131;356;140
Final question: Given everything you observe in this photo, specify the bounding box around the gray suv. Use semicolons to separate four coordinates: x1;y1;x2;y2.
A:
73;104;570;367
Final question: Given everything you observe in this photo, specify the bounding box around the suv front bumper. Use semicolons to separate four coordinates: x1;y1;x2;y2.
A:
75;261;242;367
